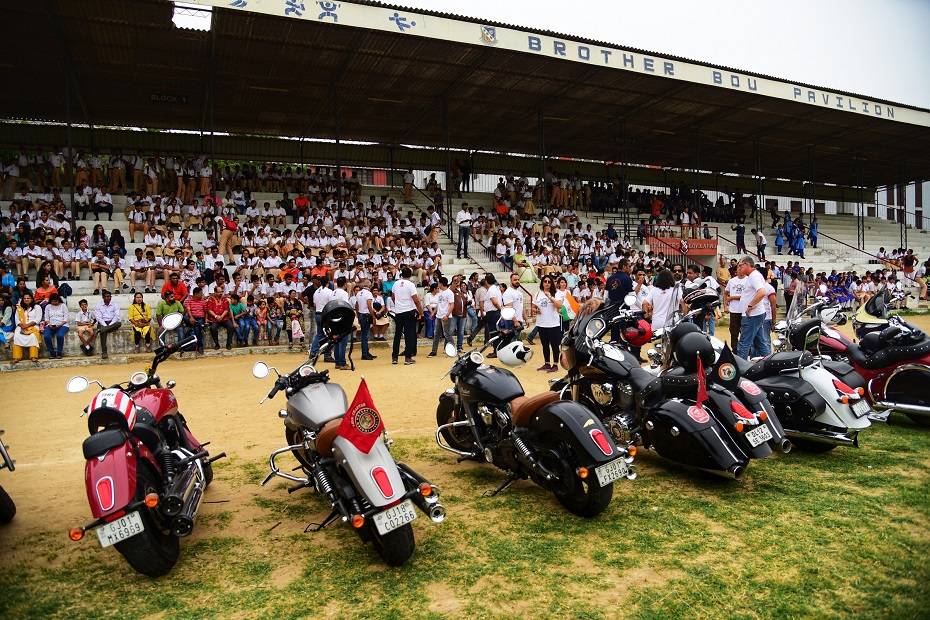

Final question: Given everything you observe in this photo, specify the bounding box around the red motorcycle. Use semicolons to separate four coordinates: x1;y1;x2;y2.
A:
795;310;930;427
65;314;225;576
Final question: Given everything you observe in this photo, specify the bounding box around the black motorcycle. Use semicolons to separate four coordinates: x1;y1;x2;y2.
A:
555;299;789;479
435;310;634;517
0;429;14;523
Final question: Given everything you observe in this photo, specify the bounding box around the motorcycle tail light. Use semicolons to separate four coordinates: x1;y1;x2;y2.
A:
833;379;856;395
370;467;394;499
730;400;755;421
351;514;365;529
69;527;85;541
575;467;589;479
588;429;613;456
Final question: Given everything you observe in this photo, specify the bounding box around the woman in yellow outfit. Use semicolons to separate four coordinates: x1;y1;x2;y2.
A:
128;292;153;353
12;293;42;364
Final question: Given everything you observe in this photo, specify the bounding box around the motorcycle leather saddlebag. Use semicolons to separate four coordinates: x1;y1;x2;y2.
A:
821;359;865;391
751;375;826;424
644;400;744;473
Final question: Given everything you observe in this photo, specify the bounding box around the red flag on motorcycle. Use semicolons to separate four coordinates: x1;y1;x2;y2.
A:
337;378;384;454
695;353;708;409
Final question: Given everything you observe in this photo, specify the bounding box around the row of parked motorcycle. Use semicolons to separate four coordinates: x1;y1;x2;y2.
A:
5;282;921;577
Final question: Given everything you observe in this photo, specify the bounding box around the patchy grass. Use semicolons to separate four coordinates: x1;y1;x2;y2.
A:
1;422;928;619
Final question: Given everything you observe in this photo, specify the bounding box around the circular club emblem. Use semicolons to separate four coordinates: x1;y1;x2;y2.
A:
352;407;381;434
740;379;762;396
687;405;710;424
718;363;737;382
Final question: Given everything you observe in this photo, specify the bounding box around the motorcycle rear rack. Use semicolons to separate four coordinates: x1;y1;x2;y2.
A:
261;444;311;487
435;420;478;458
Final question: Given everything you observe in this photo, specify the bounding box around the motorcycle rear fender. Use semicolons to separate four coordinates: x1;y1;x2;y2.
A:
332;436;405;509
84;439;150;520
800;365;871;430
706;388;777;459
528;400;619;465
643;400;746;473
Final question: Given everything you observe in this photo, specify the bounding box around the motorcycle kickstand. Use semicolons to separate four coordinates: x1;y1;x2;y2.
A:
305;509;340;533
484;473;520;497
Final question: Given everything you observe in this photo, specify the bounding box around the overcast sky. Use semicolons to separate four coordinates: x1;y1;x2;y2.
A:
398;0;930;108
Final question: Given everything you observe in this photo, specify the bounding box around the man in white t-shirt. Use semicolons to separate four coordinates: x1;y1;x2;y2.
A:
402;169;415;203
391;267;422;365
736;257;770;358
355;279;376;360
724;275;746;349
428;277;456;356
455;202;472;259
310;278;335;359
470;273;502;349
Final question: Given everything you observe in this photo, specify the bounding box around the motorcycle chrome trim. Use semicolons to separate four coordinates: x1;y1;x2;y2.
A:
784;428;859;447
709;426;739;462
262;444;312;486
435;420;477;457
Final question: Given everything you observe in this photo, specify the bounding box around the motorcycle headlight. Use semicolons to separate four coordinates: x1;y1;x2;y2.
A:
129;371;148;386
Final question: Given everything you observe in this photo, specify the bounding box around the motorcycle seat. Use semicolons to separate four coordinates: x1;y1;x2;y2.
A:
315;418;341;457
511;392;560;427
658;369;701;398
82;428;129;460
846;338;930;370
743;351;814;380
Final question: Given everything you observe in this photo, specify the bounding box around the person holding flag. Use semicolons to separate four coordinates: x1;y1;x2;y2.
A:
532;276;563;372
556;276;578;332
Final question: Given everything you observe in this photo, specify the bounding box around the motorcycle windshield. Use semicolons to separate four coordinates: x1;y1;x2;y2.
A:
786;282;809;322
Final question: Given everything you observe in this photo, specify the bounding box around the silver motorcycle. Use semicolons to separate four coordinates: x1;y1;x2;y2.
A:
252;300;444;566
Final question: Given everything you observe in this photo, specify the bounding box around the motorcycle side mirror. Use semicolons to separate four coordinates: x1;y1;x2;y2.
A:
252;362;270;379
161;313;183;331
818;284;828;295
624;293;637;308
66;376;89;393
444;342;458;358
500;307;516;321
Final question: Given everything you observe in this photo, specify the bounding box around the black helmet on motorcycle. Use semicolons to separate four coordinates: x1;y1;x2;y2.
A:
669;322;701;348
673;332;715;373
320;299;355;339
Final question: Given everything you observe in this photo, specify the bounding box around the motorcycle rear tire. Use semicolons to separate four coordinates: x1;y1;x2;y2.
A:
436;401;474;454
366;521;415;567
0;484;15;523
790;439;838;453
537;441;613;518
114;463;180;577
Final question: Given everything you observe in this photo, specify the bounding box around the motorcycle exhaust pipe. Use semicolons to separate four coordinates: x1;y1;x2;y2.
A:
785;428;859;447
171;483;204;537
872;400;930;418
779;438;793;454
162;464;200;517
625;465;637;481
729;464;745;479
428;503;446;523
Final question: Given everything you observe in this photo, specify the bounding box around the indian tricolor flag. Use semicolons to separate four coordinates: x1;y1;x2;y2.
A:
559;292;579;322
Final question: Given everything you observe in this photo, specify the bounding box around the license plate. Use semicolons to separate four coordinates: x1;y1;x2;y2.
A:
373;498;417;535
95;511;145;548
745;424;773;448
852;399;871;418
594;458;630;487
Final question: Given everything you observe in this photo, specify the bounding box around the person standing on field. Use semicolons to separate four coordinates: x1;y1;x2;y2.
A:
391;267;422;366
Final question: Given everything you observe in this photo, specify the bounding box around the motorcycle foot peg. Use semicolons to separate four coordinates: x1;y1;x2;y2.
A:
207;452;227;464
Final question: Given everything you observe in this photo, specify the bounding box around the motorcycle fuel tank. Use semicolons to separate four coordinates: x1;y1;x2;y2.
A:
460;366;524;404
287;382;349;429
131;388;179;422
